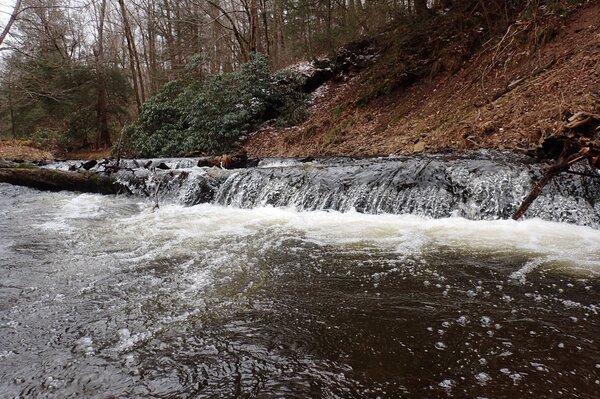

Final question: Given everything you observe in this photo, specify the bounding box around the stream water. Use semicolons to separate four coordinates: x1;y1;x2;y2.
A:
1;154;600;397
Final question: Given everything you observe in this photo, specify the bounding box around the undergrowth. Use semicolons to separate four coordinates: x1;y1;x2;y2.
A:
121;54;309;157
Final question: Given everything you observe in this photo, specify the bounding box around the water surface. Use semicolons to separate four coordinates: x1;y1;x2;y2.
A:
1;183;599;397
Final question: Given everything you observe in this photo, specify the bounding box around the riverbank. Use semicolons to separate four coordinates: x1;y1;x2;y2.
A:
0;140;112;162
244;2;600;157
3;4;598;163
0;141;53;161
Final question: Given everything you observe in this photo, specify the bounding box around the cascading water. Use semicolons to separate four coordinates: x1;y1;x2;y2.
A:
92;150;600;226
2;150;599;398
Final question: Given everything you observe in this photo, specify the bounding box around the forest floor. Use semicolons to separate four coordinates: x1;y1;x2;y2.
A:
245;2;600;157
65;148;112;160
0;141;110;161
0;141;53;161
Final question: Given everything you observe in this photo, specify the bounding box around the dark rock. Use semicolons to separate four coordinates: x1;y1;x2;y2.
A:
197;158;214;168
244;158;260;168
81;160;98;170
302;68;334;93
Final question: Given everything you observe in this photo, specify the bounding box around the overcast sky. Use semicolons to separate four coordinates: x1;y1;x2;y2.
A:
0;0;17;26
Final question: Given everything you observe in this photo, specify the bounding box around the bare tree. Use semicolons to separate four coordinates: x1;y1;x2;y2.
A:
0;0;23;49
93;0;111;148
118;0;145;112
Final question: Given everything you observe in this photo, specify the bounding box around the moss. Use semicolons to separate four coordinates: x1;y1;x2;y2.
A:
331;104;346;119
323;118;355;145
303;125;318;139
283;135;299;145
15;163;38;169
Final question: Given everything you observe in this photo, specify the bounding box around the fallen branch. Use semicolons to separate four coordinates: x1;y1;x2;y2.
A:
513;140;599;220
512;170;556;220
491;59;555;102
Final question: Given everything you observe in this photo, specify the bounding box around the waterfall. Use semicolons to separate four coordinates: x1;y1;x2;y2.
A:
48;150;600;227
211;152;600;226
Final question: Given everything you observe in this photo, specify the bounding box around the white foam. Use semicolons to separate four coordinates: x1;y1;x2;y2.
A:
74;336;94;355
112;204;600;275
258;159;302;168
113;330;152;353
37;194;104;233
475;372;492;384
61;194;105;219
34;197;600;279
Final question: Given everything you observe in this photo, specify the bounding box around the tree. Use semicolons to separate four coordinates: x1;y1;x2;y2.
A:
93;0;111;148
0;0;23;49
414;0;429;15
118;0;146;112
0;0;131;148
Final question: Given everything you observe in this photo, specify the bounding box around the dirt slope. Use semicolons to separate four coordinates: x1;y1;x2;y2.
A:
245;3;600;157
0;141;53;161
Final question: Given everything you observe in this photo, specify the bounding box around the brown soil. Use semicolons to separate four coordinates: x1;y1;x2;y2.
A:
0;140;111;161
245;3;600;157
0;141;54;161
65;148;112;160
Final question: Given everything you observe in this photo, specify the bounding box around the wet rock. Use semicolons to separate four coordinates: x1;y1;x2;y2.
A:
81;160;98;170
0;159;16;168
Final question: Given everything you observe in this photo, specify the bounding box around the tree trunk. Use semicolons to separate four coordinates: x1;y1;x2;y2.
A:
162;0;178;77
0;0;22;49
414;0;428;15
0;167;126;195
260;0;270;57
118;0;146;112
272;0;286;67
7;69;16;137
249;0;259;53
147;0;160;94
95;0;111;149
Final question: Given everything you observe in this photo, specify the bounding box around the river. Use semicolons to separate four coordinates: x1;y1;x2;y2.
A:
1;154;600;397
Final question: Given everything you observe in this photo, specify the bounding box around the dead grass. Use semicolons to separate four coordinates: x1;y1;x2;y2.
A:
0;141;54;161
0;140;112;161
66;148;112;160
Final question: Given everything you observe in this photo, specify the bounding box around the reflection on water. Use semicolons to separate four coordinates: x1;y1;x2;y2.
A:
0;183;599;398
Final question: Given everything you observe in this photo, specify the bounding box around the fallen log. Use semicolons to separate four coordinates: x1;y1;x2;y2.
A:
565;112;600;135
0;167;128;195
196;153;260;169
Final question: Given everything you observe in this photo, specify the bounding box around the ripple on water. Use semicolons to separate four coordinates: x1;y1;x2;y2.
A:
0;187;599;397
